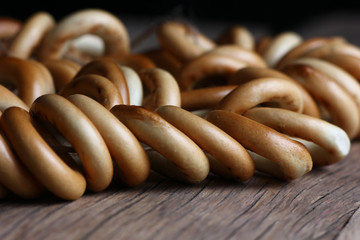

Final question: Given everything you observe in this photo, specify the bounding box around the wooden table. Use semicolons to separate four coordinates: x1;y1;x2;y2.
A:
1;141;359;240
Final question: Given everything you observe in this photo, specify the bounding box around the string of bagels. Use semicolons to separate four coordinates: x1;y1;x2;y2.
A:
0;9;357;200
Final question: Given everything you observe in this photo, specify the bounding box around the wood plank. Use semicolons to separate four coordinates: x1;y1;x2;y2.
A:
1;142;360;240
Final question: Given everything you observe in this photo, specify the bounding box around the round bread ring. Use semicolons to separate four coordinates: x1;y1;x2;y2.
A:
59;74;123;110
275;37;345;69
216;25;255;50
8;11;55;59
0;106;87;200
303;41;360;60
0;111;44;198
37;8;130;61
228;66;320;118
0;56;54;106
177;52;247;90
139;68;181;110
110;105;210;183
156;20;216;63
118;65;143;106
282;63;360;139
143;48;183;76
42;58;81;92
291;57;360;127
243;107;351;166
156;105;254;181
207;44;267;67
0;84;29;111
217;77;304;114
261;31;303;68
205;109;313;180
181;85;237;111
74;58;130;104
68;94;150;187
30;94;113;192
321;53;360;81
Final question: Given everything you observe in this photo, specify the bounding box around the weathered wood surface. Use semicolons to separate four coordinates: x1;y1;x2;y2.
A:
1;141;359;240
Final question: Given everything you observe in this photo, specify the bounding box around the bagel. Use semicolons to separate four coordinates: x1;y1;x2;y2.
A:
37;8;130;61
110;105;210;183
177;52;246;90
156;20;216;63
30;94;113;192
205;109;313;180
156;105;255;181
275;37;345;69
261;31;302;68
0;106;87;200
74;58;130;104
228;66;320;118
217;77;304;114
139;68;181;110
0;56;55;106
243;107;351;166
8;11;55;59
68;94;150;186
59;73;123;109
282;62;360;139
0;111;44;198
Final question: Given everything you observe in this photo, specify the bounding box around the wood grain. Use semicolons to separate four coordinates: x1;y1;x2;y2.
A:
1;142;360;240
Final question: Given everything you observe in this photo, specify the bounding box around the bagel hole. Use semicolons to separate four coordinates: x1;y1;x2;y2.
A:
192;74;229;89
31;116;83;173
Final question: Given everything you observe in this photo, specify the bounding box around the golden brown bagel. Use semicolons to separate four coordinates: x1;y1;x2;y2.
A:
59;73;123;109
260;31;302;68
0;111;44;198
228;66;320;118
0;56;55;106
205;109;313;180
68;94;150;186
8;11;55;59
282;63;360;139
110;105;210;183
0;106;87;200
30;94;113;192
243;107;351;166
275;37;345;69
217;77;304;114
156;105;255;181
139;68;181;110
74;58;130;104
156;21;216;63
37;8;130;61
177;52;246;90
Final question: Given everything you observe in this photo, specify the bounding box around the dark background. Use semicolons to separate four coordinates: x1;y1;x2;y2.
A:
2;1;360;32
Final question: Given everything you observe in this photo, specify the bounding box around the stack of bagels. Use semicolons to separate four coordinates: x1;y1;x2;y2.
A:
0;8;357;200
